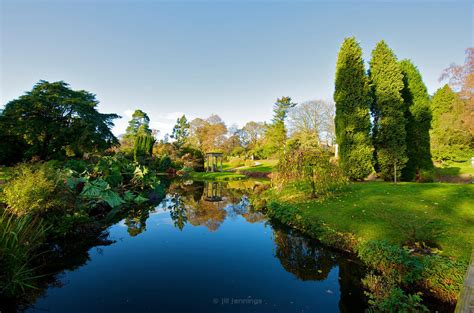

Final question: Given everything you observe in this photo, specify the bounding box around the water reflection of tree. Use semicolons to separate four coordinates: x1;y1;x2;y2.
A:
272;224;367;311
273;227;337;280
124;204;156;236
338;258;367;313
242;210;266;224
165;194;188;231
187;199;227;231
163;180;265;231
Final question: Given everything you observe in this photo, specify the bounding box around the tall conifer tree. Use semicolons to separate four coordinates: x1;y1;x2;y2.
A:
334;37;373;180
399;59;433;180
369;41;407;182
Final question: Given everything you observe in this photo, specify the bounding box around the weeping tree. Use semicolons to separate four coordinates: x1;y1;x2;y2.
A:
334;37;374;180
275;135;346;198
370;41;407;182
134;131;155;163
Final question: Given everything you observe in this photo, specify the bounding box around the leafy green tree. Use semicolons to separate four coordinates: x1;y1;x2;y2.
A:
120;109;152;156
171;115;190;149
370;41;407;182
188;115;227;153
430;85;472;162
264;97;297;156
0;132;28;165
0;80;119;161
334;37;373;180
440;48;473;150
399;60;433;180
125;109;151;138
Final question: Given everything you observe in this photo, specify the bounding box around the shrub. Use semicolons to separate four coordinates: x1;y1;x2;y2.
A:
357;240;424;284
90;155;131;187
64;159;88;173
1;164;71;216
80;178;124;209
417;169;434;183
363;273;428;313
179;146;204;172
158;155;172;172
420;255;467;303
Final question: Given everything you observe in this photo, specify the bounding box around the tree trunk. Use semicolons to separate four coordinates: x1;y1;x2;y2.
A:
310;168;317;198
394;163;397;184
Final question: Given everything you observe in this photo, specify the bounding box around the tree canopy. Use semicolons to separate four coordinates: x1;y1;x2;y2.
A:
288;100;336;146
171;115;190;149
334;37;373;180
440;48;473;142
0;80;119;162
430;84;472;162
125;109;151;138
188;115;227;153
264;97;297;156
399;59;432;180
370;41;407;181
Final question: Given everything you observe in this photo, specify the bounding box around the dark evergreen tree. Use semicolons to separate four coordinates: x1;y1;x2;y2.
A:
334;37;373;180
264;96;297;156
430;85;472;162
399;60;433;180
369;41;407;182
171;115;190;149
134;132;155;162
1;80;119;161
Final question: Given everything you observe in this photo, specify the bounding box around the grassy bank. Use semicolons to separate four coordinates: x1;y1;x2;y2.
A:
191;160;277;181
434;160;473;183
190;171;247;181
235;159;278;173
267;182;473;260
259;181;473;305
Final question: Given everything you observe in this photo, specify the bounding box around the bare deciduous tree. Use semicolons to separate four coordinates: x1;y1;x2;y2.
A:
287;100;336;146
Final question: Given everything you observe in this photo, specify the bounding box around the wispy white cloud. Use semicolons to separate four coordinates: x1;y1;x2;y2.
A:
150;111;190;139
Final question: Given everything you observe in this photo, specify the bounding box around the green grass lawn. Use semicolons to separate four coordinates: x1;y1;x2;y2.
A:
271;181;474;261
190;171;247;181
236;159;278;173
435;160;474;177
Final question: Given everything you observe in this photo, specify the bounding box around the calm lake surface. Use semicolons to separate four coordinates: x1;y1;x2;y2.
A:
25;180;367;313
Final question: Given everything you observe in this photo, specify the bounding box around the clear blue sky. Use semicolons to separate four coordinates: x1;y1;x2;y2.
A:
1;0;472;136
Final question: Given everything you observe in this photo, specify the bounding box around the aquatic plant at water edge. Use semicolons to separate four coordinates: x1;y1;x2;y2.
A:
0;210;46;297
362;274;428;313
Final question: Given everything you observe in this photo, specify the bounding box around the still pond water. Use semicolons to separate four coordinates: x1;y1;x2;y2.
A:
26;180;367;313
